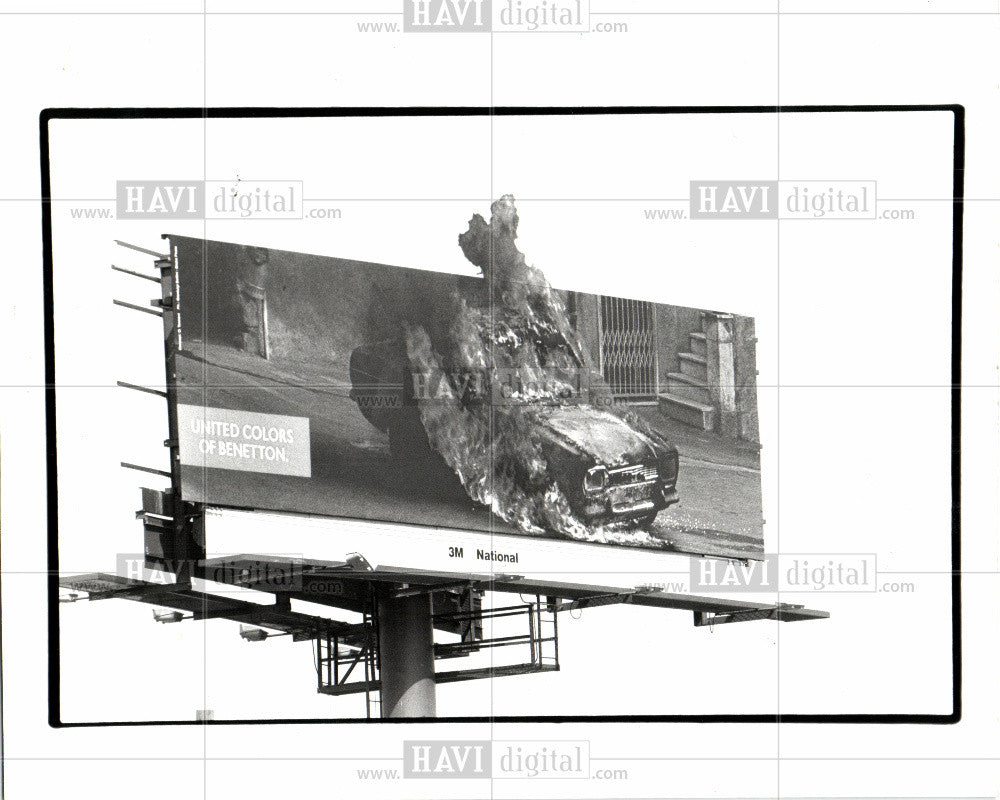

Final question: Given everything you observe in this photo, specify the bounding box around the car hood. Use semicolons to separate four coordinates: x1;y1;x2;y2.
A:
522;404;658;467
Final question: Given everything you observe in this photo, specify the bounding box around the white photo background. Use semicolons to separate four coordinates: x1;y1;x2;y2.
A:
48;109;954;720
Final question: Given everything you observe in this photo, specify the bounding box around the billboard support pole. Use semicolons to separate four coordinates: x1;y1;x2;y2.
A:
156;248;195;584
376;590;437;718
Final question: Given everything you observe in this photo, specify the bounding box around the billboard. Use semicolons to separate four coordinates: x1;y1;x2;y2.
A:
168;196;764;560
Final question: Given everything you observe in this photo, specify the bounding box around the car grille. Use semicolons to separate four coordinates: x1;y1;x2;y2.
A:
608;463;658;487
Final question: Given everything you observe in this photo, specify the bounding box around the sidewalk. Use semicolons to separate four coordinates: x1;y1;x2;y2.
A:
634;406;761;472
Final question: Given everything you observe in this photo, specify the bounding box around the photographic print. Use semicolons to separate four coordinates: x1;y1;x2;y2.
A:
34;107;957;730
4;5;996;799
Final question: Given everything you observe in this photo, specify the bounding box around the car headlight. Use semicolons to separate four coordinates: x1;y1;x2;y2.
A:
659;451;679;483
583;465;608;494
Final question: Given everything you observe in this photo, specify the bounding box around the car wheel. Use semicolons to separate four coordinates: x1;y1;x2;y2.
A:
635;512;659;528
388;414;432;462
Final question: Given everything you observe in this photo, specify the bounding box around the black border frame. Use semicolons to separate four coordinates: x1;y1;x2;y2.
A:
39;104;964;727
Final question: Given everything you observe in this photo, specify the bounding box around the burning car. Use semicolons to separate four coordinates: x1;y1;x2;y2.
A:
350;338;680;529
349;195;680;540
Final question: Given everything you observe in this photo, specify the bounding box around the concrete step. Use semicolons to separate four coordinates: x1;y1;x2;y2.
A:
658;392;716;431
689;331;707;358
678;352;708;381
665;372;711;404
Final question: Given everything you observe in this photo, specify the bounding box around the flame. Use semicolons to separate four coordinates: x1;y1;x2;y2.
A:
405;196;658;544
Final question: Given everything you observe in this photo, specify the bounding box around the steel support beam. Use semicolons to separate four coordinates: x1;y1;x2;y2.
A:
376;590;437;718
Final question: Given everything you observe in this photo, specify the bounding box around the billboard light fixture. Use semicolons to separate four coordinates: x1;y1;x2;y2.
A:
345;553;374;572
117;380;168;399
152;609;189;624
114;238;168;260
121;461;172;479
239;625;292;643
112;298;164;318
111;263;161;284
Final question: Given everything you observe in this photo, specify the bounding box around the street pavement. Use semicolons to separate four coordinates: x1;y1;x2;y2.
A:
176;341;763;560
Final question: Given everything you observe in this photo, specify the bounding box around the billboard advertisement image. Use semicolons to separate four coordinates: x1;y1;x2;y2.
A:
170;195;764;559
